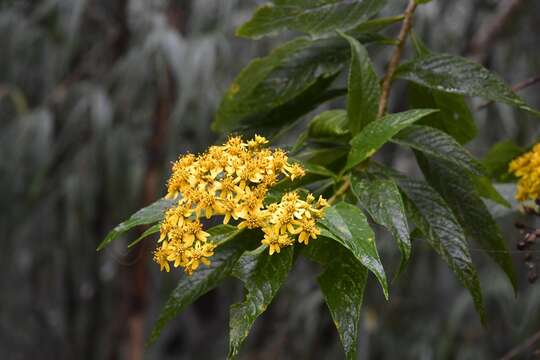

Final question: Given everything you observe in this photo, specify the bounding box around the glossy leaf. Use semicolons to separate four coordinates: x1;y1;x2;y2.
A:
148;229;257;345
392;125;486;176
351;174;411;275
303;237;368;360
228;246;294;359
345;109;437;171
396;54;540;116
318;202;388;299
408;82;477;144
236;0;388;39
340;32;380;134
396;176;485;322
213;33;389;132
417;154;517;291
97;198;176;251
308;109;350;140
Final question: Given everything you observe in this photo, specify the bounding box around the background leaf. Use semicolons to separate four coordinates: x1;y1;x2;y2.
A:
396;53;539;116
228;245;294;359
318;202;388;299
345;109;437;171
351;174;411;276
482;140;524;181
236;0;388;39
341;32;380;134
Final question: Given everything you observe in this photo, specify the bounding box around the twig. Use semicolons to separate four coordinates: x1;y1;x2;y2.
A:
328;177;351;205
377;0;418;118
500;330;540;360
468;0;526;63
477;75;540;110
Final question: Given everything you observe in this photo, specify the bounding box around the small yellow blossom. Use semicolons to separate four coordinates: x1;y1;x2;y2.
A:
509;143;540;201
153;135;328;274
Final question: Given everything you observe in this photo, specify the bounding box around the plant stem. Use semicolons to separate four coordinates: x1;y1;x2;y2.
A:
328;176;351;205
377;0;418;117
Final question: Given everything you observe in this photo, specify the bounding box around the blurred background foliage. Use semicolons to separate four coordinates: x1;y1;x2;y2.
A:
1;0;539;359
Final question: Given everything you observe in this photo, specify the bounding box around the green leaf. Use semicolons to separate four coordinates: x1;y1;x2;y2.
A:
318;202;388;299
213;33;388;133
392;125;485;176
396;54;540;116
228;245;294;359
236;0;388;39
345;109;438;171
97;198;176;251
303;238;368;360
207;224;244;246
127;223;160;249
148;229;258;345
417;154;517;292
408;83;477;144
396;176;485;322
352;14;404;34
482;140;524;180
471;175;511;208
351;174;411;276
340;32;380;134
308;110;350;140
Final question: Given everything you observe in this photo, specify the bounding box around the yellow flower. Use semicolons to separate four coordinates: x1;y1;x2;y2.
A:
509;143;540;201
153;135;328;275
153;245;171;272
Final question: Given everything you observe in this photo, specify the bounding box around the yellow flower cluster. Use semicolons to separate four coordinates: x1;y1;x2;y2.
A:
509;143;540;201
153;135;328;275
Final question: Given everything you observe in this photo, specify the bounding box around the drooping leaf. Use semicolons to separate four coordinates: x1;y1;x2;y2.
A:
392;125;486;176
482;140;524;181
97;198;176;251
351;174;411;276
318;202;388;299
228;245;294;359
396;54;540;116
148;229;258;345
308;109;350;140
345;109;438;171
213;33;389;132
395;176;485;322
303;237;368;360
340;32;380;134
408;83;477;144
416;154;517;291
236;0;388;39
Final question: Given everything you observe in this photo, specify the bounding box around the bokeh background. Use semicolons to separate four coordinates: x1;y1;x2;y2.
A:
1;0;540;359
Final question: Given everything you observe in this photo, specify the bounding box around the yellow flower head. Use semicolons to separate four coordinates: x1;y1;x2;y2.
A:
509;143;540;202
153;135;328;274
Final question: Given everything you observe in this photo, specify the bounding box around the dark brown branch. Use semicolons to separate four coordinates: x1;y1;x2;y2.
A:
477;74;540;110
500;329;540;360
468;0;526;63
377;0;417;118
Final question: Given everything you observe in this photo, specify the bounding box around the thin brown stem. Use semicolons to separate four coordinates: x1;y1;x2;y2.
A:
477;74;540;110
328;177;351;205
500;329;540;360
377;0;418;118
